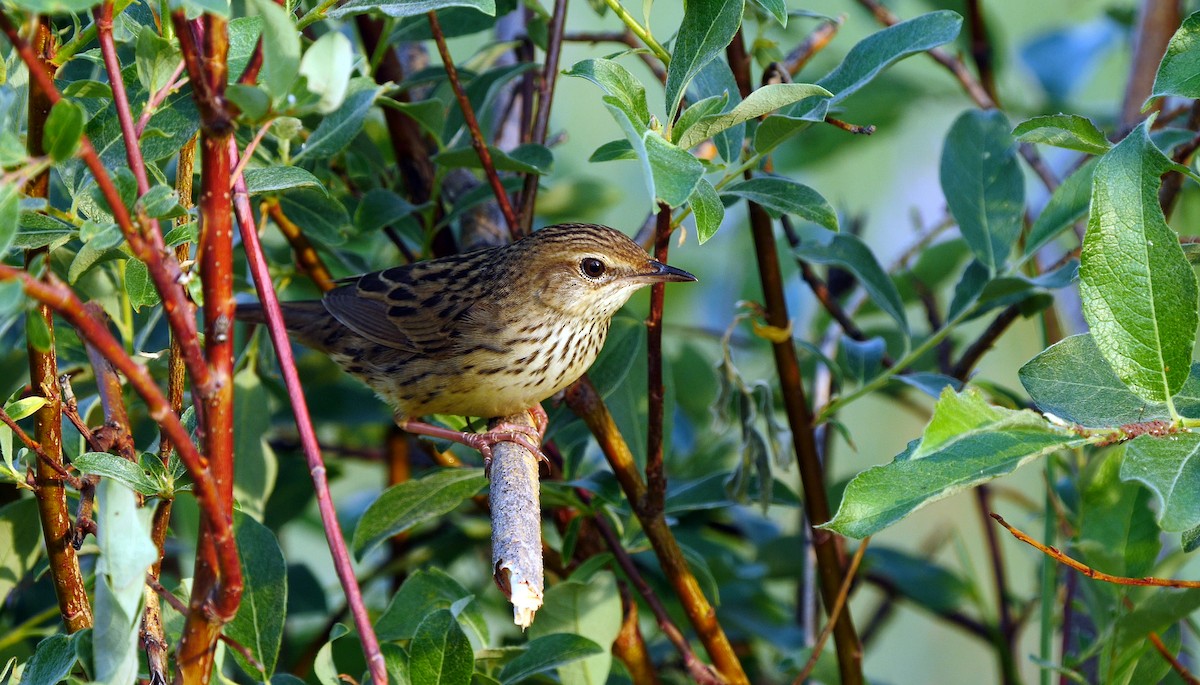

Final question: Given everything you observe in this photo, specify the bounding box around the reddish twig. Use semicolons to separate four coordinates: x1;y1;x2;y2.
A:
1120;0;1182;129
992;513;1200;588
964;0;998;103
144;576;265;673
0;267;242;617
230;140;388;685
1148;629;1200;684
427;11;520;238
135;61;187;138
644;204;670;515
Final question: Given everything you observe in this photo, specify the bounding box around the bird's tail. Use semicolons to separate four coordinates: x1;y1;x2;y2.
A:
234;301;341;351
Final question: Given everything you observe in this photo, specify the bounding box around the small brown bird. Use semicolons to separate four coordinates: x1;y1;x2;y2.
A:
237;223;696;460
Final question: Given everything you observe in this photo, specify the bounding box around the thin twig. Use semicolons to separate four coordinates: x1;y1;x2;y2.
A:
427;11;521;238
992;513;1200;588
1148;629;1200;684
644;204;670;514
263;197;335;292
518;0;568;232
144;576;265;673
785;18;841;75
231;140;389;685
792;538;870;684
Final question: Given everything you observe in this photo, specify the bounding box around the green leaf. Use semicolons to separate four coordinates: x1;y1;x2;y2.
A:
940;109;1024;274
233;367;277;521
1079;123;1199;403
434;143;553;175
409;610;473;685
749;0;787;26
248;0;301;100
1025;159;1095;256
564;58;651;128
355;189;418;234
43;100;85;162
16;211;76;250
125;258;161;312
498;633;604;685
276;190;350;246
690;178;724;244
5;396;47;421
93;479;157;685
0;499;43;608
135;29;180;95
227;513;287;679
675;83;831;150
329;0;495;19
376;569;488;645
0;183;18;259
601;98;656;212
1121;432;1200;532
671;93;729;147
1013;114;1111;155
793;225;908;335
22;634;78;685
664;0;746;120
765;9;962;134
527;575;620;685
1076;450;1160;578
589;139;637;162
313;624;349;685
644;132;704;207
1150;12;1200;101
1020;334;1200;426
353;469;487;558
822;389;1085;538
862;547;971;614
242;167;327;195
72;452;160;495
721;176;838;232
294;79;381;162
298;31;354;114
138;185;188;219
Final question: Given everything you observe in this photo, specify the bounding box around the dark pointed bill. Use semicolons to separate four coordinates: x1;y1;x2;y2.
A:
638;260;697;283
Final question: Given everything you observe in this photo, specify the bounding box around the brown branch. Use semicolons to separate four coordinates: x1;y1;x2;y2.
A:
21;16;92;634
562;31;668;85
1148;629;1200;684
964;0;998;103
785;18;841;75
726;30;864;685
1121;0;1182;130
145;576;265;673
517;0;568;232
427;11;520;238
823;116;875;135
1159;100;1200;217
950;303;1022;380
992;513;1200;588
564;377;748;684
589;503;722;685
263;197;335;292
644;204;670;515
792;538;870;685
612;587;662;685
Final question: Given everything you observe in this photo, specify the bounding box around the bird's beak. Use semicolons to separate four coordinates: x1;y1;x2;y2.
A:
635;259;697;283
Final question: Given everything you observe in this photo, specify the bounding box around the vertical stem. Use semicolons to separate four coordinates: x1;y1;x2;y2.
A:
726;30;864;685
23;18;92;634
644;203;670;513
518;0;568;231
427;10;521;238
1120;0;1182;129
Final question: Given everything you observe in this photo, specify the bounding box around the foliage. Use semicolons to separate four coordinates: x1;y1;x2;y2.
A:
2;0;1200;683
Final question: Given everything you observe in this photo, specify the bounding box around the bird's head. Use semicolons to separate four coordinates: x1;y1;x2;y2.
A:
517;223;696;319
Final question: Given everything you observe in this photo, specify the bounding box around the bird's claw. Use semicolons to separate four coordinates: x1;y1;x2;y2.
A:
467;424;551;477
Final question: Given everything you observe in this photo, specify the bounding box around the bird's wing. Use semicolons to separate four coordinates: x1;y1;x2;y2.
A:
322;254;487;355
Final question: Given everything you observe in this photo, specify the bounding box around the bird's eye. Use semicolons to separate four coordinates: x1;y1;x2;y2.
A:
580;258;606;279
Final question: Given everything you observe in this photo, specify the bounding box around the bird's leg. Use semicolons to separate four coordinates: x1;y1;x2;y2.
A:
394;414;549;472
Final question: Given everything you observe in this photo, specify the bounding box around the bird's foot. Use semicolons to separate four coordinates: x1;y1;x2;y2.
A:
395;414;550;475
